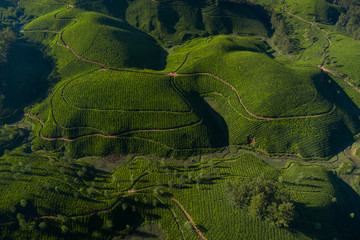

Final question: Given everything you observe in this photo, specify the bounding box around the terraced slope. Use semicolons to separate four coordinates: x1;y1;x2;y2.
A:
1;148;357;240
18;0;360;158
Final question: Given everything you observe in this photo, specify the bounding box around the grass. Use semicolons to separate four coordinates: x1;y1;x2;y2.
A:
126;0;271;46
22;24;360;158
2;0;360;239
0;147;358;239
325;33;360;85
18;0;360;159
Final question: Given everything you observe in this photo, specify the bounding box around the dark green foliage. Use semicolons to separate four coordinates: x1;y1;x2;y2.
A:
336;4;360;40
225;177;295;228
0;28;16;63
0;39;54;124
270;13;297;53
126;0;271;46
38;221;47;230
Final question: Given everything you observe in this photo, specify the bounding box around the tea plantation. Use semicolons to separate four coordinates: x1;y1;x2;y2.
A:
1;0;360;239
18;0;360;159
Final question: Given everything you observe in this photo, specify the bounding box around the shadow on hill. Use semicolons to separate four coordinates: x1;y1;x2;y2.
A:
202;2;272;36
0;39;55;124
0;0;13;9
289;173;360;239
329;172;360;240
126;0;272;45
312;71;360;157
78;0;129;19
87;15;168;70
186;91;229;148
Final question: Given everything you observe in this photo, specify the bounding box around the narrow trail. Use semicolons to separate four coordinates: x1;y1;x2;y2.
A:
24;113;202;142
285;6;331;67
284;2;360;94
21;0;338;144
168;72;335;120
170;197;207;240
319;66;360;94
25;113;73;142
344;150;360;168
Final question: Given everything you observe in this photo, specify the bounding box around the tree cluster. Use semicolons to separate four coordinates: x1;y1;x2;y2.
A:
225;177;295;228
329;0;360;40
270;13;300;54
0;28;16;64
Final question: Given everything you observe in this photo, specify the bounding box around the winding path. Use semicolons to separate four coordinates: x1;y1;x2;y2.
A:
168;72;335;120
284;2;360;94
170;197;207;240
22;0;337;143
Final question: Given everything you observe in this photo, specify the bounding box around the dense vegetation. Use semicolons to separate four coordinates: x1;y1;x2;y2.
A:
332;0;360;39
226;177;295;228
1;0;360;239
20;3;360;158
0;28;16;63
1;147;358;239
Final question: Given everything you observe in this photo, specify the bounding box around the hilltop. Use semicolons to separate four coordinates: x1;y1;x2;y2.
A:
1;0;360;239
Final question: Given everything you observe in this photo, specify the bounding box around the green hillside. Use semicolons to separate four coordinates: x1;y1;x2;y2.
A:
23;29;360;158
1;0;360;239
1;147;358;239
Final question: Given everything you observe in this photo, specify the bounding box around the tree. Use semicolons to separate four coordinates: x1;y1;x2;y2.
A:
104;220;113;229
179;175;186;187
249;193;267;218
184;221;193;230
57;214;68;223
153;187;160;196
156;179;163;186
188;172;195;183
267;202;295;228
168;180;174;188
225;177;296;228
77;170;85;178
17;213;26;229
39;221;47;230
104;190;111;199
59;167;66;174
130;174;136;184
0;28;16;64
61;225;68;234
87;186;95;196
20;199;27;208
208;160;215;169
122;203;127;211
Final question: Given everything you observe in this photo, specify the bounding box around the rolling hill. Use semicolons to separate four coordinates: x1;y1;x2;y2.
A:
1;0;360;239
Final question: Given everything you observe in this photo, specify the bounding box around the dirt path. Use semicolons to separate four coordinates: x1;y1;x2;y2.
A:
284;3;332;64
344;150;360;168
22;0;338;145
169;72;335;120
284;3;360;94
319;66;360;94
170;197;207;240
24;113;73;142
25;112;203;142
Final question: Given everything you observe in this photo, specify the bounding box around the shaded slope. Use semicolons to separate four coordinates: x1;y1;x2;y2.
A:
0;39;54;124
126;0;271;45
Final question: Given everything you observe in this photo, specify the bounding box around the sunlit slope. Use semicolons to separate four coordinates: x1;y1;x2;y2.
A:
171;36;360;157
23;8;166;71
23;27;360;158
